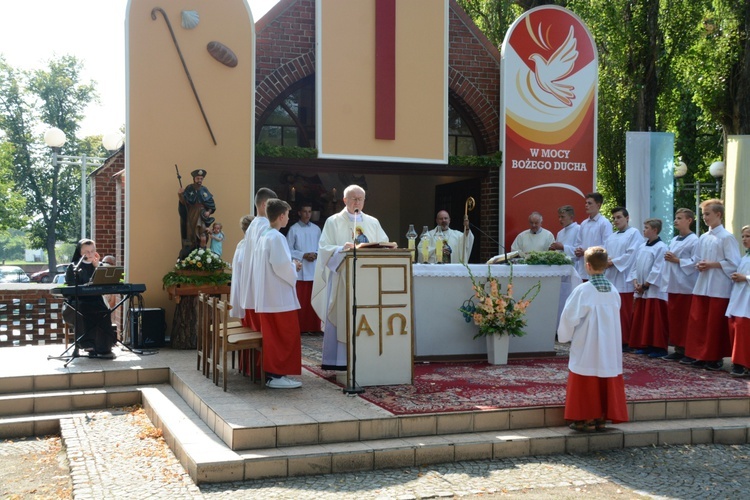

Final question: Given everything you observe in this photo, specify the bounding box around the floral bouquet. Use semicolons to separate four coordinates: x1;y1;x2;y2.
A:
174;248;229;272
459;264;541;339
162;248;231;288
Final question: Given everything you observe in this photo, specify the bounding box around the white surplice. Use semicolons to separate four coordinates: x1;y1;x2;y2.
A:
286;220;322;281
604;227;643;293
665;233;699;294
627;239;669;301
726;254;750;319
229;239;245;318
239;216;270;311
692;224;740;299
555;222;580;260
253;228;300;313
575;213;614;279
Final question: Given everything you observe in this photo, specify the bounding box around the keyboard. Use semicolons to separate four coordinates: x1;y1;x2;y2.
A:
51;283;146;297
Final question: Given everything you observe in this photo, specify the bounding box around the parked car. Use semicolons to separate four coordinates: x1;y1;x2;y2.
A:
0;265;31;283
30;264;71;283
52;273;67;285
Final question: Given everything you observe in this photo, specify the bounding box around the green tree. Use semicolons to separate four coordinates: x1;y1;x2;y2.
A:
0;141;26;230
0;55;97;271
0;228;28;261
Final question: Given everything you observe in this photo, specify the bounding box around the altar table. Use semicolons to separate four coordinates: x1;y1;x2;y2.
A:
412;264;581;359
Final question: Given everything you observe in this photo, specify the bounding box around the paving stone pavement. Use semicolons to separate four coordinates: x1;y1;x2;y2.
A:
23;406;750;499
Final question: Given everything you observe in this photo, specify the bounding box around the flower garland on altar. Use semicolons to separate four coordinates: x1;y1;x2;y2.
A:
459;264;541;339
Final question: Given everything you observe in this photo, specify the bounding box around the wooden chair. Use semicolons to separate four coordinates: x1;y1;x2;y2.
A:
213;299;264;391
196;293;212;377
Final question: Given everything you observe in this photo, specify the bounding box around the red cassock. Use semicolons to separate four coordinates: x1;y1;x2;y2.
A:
685;295;732;361
628;298;669;349
296;281;321;333
238;309;263;376
258;311;301;376
729;316;750;367
667;293;693;348
564;372;629;423
619;292;634;345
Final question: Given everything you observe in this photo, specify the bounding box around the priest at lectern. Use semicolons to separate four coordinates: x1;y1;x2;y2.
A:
311;185;388;370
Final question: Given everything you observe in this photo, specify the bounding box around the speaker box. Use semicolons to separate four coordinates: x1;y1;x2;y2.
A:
131;308;166;348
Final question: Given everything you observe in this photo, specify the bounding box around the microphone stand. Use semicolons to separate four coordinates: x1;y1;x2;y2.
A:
469;222;511;265
344;210;364;395
48;256;87;367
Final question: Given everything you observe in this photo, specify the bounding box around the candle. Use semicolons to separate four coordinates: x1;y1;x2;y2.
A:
290;186;296;201
332;187;337;199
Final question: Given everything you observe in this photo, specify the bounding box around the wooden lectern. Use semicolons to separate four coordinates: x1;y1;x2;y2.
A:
337;248;414;387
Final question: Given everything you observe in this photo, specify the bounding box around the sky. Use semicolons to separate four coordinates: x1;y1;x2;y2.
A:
0;0;279;139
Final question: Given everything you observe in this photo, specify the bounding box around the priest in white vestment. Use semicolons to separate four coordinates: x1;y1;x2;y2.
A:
511;211;554;257
311;185;388;370
427;210;474;264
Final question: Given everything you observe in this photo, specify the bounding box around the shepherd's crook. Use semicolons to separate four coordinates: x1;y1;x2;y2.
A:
151;7;217;145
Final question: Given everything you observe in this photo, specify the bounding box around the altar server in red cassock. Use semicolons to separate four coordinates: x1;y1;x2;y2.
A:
662;209;699;361
603;207;643;348
682;199;740;371
253;199;302;389
628;218;670;357
286;203;322;333
727;225;750;377
558;246;628;432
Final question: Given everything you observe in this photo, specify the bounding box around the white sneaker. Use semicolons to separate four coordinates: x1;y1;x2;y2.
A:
266;376;302;389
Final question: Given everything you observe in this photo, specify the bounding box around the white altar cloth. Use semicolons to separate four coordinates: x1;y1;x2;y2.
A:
413;264;581;358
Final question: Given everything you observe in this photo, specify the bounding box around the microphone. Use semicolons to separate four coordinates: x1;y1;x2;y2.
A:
469;222;511;265
72;255;87;272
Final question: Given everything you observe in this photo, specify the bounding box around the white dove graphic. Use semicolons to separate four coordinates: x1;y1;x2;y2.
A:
528;26;578;107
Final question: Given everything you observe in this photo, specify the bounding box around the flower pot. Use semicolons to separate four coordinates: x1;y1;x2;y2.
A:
486;333;509;365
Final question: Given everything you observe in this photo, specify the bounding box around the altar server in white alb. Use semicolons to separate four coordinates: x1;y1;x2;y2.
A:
427;210;474;264
662;208;699;361
727;225;750;377
549;205;580;259
252;199;302;389
550;205;581;324
311;185;388;370
683;199;740;371
627;218;669;357
286;203;322;333
603;207;643;348
229;214;254;376
558;246;628;432
510;211;554;257
575;193;614;280
239;188;277;331
229;214;253;319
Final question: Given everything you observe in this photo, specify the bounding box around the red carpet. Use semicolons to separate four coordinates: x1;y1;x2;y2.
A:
301;337;750;415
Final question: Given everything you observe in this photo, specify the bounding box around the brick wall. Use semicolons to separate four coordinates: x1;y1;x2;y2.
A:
91;149;125;262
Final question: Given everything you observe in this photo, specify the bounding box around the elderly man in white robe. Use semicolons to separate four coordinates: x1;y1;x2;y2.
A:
427;210;474;264
511;211;555;257
311;185;388;370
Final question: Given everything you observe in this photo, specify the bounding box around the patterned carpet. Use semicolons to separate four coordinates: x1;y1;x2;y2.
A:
301;335;750;415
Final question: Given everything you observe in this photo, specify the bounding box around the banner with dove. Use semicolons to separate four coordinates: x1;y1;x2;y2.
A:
500;6;598;246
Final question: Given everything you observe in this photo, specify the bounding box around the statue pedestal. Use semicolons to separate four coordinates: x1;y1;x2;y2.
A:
166;283;230;349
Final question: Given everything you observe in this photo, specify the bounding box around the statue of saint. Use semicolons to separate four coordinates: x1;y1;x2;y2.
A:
178;169;216;259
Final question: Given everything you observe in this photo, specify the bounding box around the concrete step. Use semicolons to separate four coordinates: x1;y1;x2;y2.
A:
0;386;142;418
0;367;170;395
142;382;750;483
169;366;750;451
